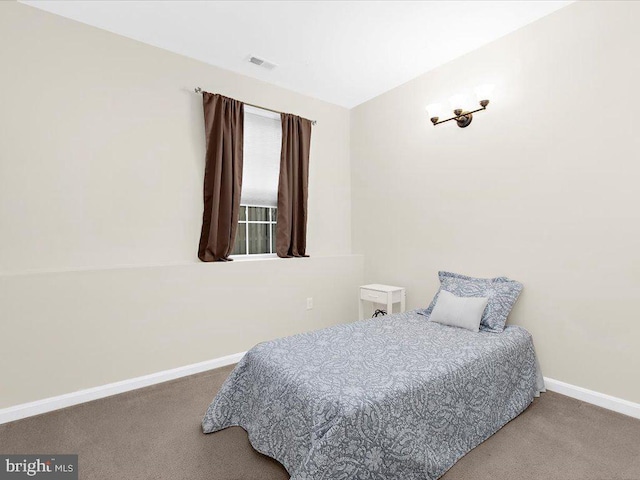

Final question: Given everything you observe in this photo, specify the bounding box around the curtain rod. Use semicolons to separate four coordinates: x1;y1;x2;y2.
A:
194;87;317;125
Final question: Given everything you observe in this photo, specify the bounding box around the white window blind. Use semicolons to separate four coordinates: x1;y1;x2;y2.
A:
241;106;282;207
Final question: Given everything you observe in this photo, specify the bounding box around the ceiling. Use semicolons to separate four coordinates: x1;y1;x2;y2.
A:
21;0;572;108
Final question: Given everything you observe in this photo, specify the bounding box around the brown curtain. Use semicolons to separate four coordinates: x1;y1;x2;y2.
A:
276;114;312;258
198;93;244;262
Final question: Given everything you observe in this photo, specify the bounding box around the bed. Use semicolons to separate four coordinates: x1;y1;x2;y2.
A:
202;310;544;480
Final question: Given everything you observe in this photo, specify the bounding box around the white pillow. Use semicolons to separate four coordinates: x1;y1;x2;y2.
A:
429;289;488;332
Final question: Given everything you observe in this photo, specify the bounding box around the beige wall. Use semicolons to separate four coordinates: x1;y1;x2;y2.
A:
351;0;640;404
0;2;362;408
0;2;351;271
3;0;639;410
0;256;363;408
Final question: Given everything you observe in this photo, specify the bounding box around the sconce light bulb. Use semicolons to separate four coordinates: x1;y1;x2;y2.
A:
449;93;468;112
474;84;495;103
426;103;442;121
430;117;439;125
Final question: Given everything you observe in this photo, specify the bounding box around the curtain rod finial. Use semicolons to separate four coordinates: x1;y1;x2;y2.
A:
195;87;202;94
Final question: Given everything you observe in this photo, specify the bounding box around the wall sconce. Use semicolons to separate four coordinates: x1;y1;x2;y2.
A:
426;84;494;128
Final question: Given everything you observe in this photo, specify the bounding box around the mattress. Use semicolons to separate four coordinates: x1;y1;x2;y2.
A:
202;310;544;480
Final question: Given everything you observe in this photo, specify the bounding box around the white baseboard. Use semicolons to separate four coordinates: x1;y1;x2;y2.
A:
2;357;638;425
544;377;640;420
0;351;246;425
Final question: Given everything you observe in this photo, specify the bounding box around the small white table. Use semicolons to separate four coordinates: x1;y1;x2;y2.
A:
359;284;406;320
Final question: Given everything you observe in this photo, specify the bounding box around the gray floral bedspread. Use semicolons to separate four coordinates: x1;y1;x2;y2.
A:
202;310;544;480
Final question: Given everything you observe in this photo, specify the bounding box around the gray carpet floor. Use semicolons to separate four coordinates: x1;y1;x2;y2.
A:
1;364;639;480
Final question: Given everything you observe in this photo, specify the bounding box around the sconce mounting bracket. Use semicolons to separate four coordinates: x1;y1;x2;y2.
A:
455;112;473;128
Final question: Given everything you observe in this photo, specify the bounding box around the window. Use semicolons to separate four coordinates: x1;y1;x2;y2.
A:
232;106;281;257
233;205;277;255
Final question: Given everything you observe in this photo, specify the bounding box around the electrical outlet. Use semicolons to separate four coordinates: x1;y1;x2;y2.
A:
306;297;313;310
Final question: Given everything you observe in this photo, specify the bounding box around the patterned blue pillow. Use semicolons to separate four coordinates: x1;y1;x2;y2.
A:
422;271;523;333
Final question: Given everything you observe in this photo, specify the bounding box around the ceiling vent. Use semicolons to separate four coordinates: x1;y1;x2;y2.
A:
248;55;277;71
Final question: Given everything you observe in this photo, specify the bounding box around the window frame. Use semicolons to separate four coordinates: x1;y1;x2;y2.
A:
231;105;281;260
230;204;278;258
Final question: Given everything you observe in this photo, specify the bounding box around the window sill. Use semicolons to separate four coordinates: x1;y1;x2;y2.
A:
228;254;279;262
